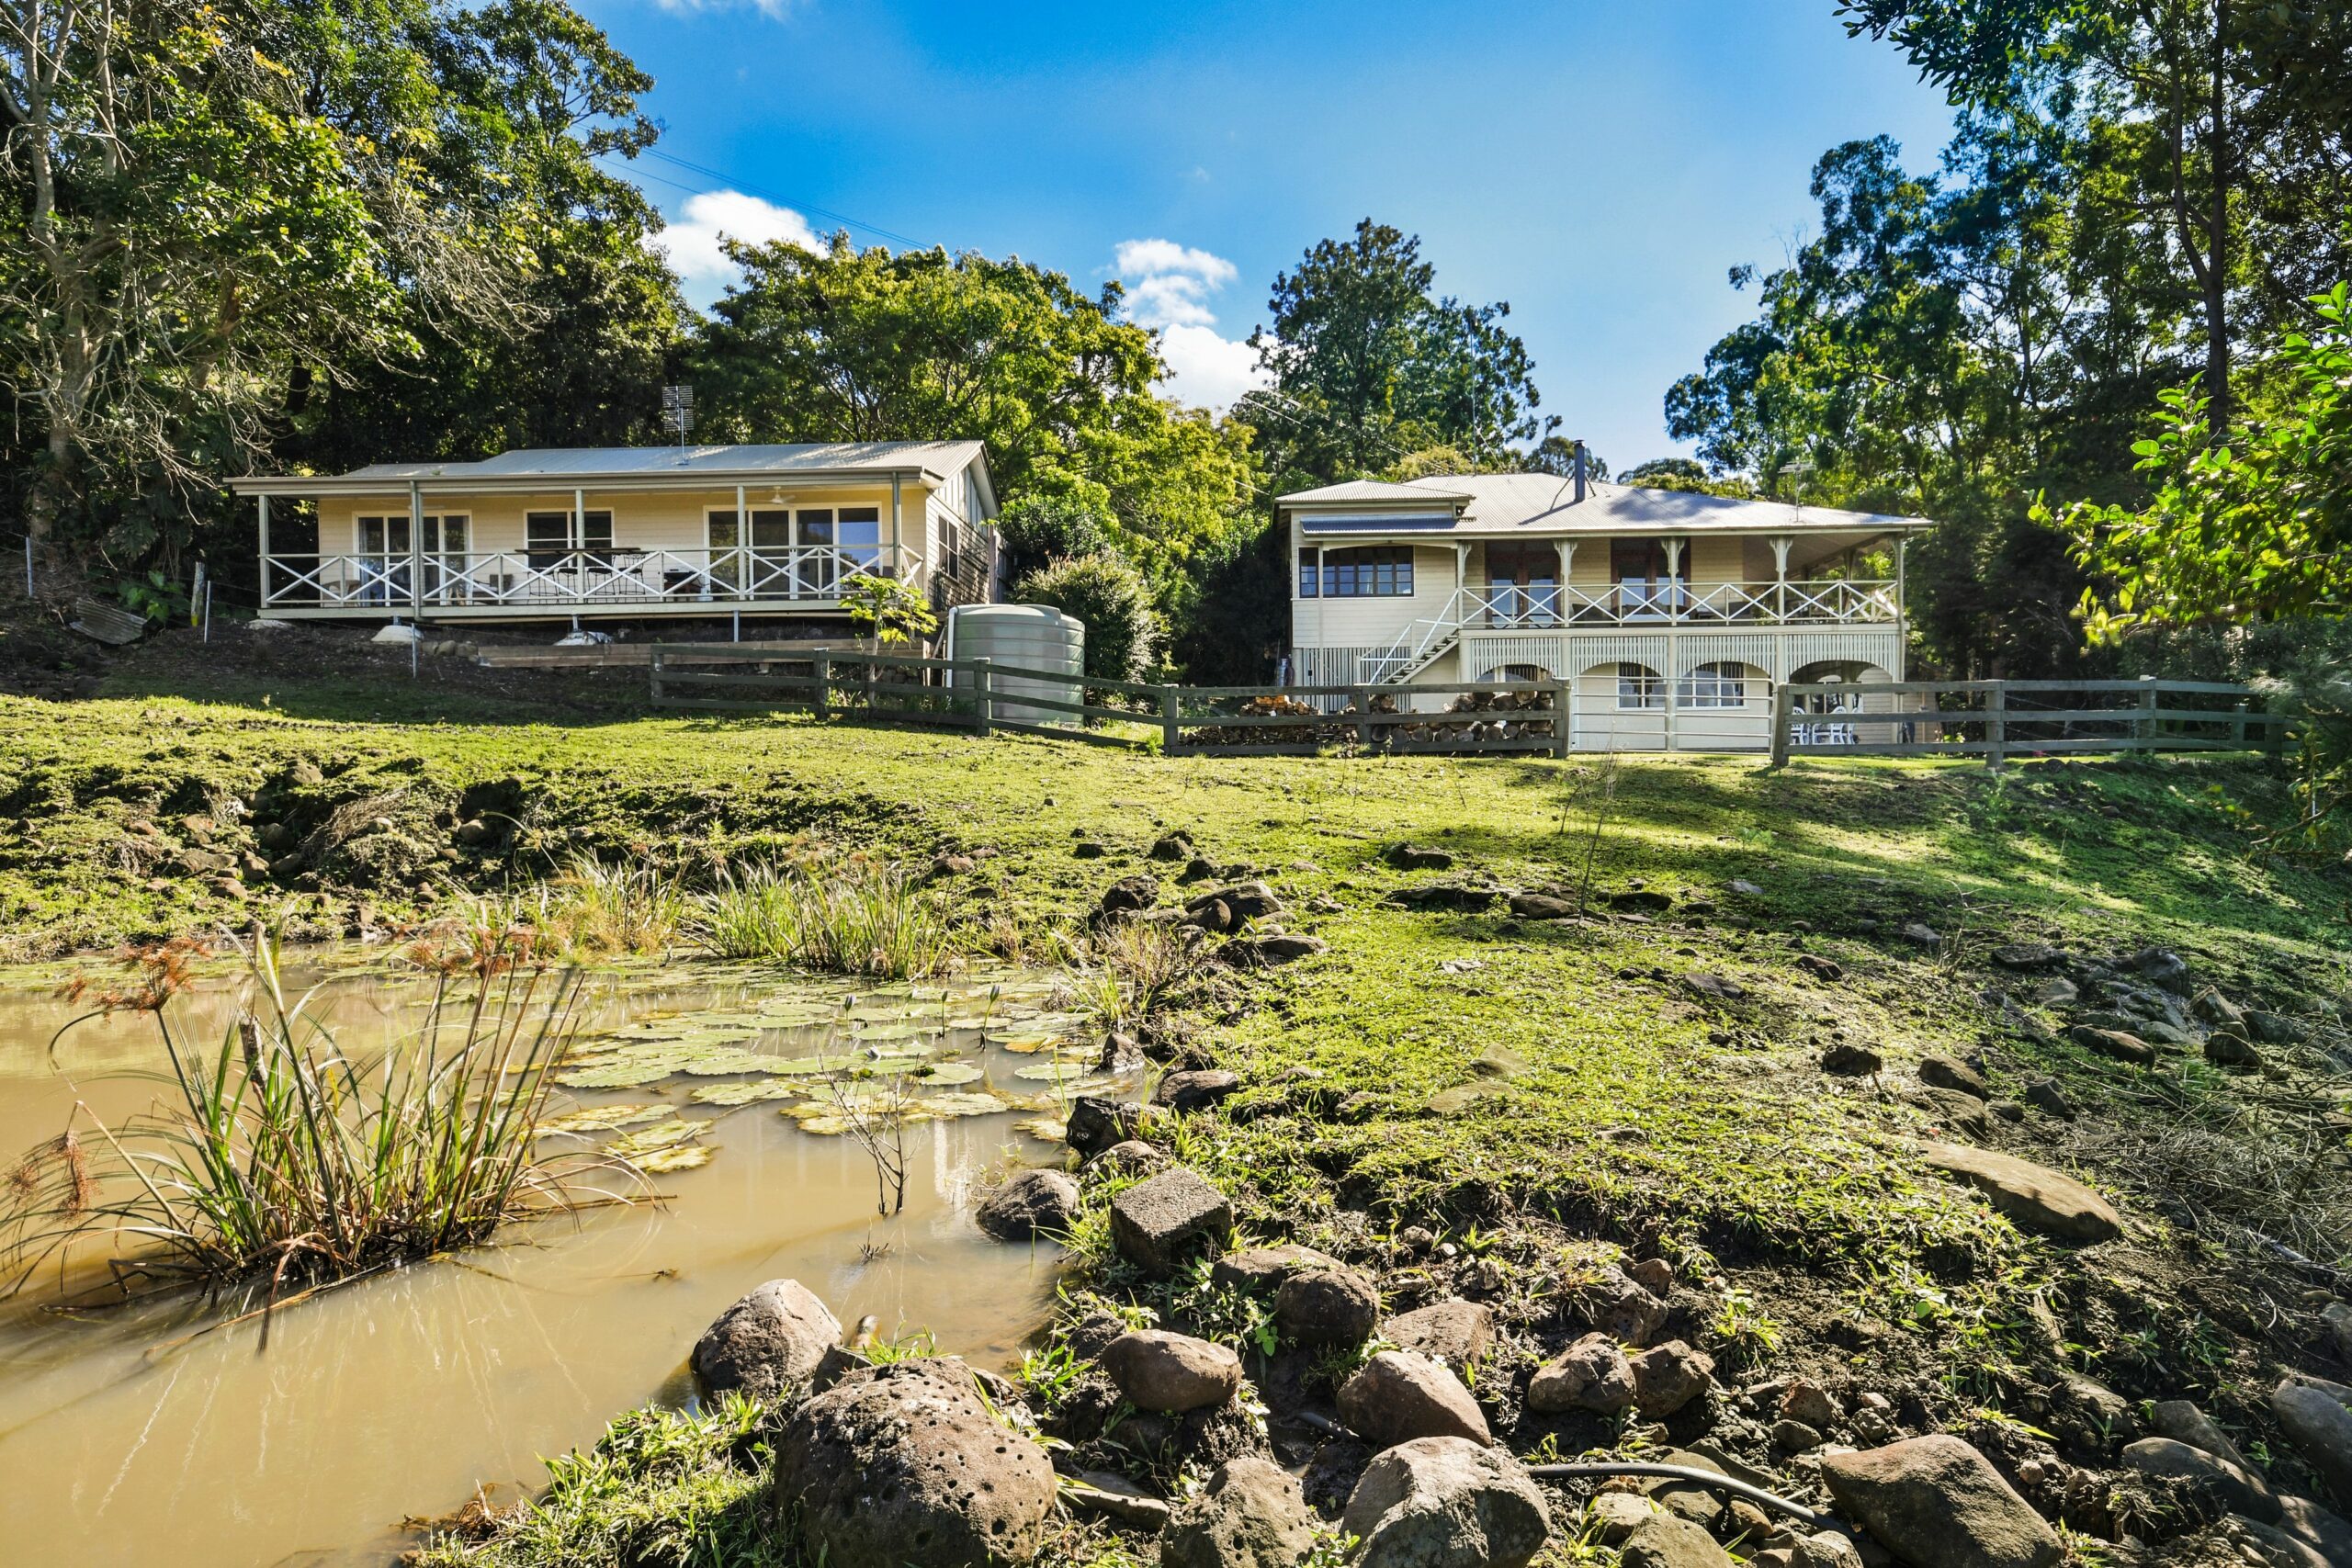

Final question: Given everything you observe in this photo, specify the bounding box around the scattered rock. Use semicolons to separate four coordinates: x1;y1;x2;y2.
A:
1619;1514;1736;1568
1100;874;1161;915
1916;1087;1993;1139
2028;976;2077;1007
1918;1142;2122;1243
2120;1437;2279;1522
1728;880;1763;897
2150;1399;2253;1471
1919;1055;1989;1100
1338;1350;1492;1447
2247;1010;2308;1045
1160;1455;1319;1568
1991;943;2062;970
1226;933;1328;965
1084;1138;1170;1181
2324;1302;2352;1365
2022;1079;2075;1121
2278;1495;2352;1563
1566;1265;1670;1345
977;1169;1080;1241
1381;1300;1493;1374
774;1359;1057;1568
1822;1042;1883;1076
1211;1243;1342;1295
1340;1436;1552;1568
1628;1257;1676;1297
2132;945;2191;993
2068;1024;2155;1066
1796;954;1845;982
691;1278;843;1400
1110;1168;1234;1277
1103;1329;1243;1413
1610;889;1675;913
2205;1032;2264;1068
1066;1095;1145;1157
1275;1267;1382;1350
1631;1340;1715;1417
1526;1332;1638;1415
1989;1100;2027;1123
1066;1471;1172;1531
1901;922;1941;947
1772;1418;1825;1451
808;1345;871;1393
1781;1380;1841;1429
1509;893;1579;919
1149;832;1193;863
1073;841;1107;860
1591;1490;1659;1540
1386;843;1455;871
2272;1378;2352;1497
1684;971;1746;1001
1152;1069;1242;1112
1819;1435;2062;1568
1388;883;1501;912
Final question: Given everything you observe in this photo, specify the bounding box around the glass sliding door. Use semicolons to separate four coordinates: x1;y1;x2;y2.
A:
707;509;791;597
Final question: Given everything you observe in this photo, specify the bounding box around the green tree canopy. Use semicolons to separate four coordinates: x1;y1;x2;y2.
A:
689;238;1257;588
1244;220;1552;484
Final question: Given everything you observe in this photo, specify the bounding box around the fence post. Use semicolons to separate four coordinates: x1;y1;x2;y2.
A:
1985;682;2007;769
813;649;831;721
971;657;993;737
650;645;665;709
2139;681;2158;750
1159;684;1180;755
1551;679;1571;759
1352;685;1373;750
1770;683;1792;767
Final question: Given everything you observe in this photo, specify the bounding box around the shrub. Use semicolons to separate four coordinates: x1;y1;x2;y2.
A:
1012;552;1161;683
994;492;1113;583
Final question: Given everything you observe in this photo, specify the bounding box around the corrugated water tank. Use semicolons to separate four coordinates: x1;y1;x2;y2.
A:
945;604;1085;726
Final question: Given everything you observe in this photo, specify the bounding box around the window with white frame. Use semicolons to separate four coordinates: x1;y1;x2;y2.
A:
1679;660;1749;708
1616;661;1666;709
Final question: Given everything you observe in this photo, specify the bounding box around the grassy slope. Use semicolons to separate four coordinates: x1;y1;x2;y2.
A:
7;677;2349;1564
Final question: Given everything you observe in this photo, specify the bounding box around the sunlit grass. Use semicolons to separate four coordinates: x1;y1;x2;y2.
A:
693;857;952;979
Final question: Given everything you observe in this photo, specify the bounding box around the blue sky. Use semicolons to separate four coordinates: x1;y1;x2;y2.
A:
583;0;1955;471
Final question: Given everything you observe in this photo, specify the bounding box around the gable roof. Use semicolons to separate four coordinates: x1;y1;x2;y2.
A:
231;441;996;513
1281;472;1929;536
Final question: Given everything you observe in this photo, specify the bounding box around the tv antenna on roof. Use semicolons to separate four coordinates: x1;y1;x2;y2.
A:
1774;456;1816;519
661;385;695;446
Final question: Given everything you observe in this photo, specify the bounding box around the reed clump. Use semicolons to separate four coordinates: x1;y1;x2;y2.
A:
540;852;686;957
694;856;952;979
1;926;633;1303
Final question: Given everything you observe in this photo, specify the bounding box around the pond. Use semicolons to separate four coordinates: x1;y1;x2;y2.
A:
0;951;1120;1567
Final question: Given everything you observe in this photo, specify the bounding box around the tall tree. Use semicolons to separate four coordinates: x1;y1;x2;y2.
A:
1245;220;1552;483
690;237;1257;588
1837;0;2352;430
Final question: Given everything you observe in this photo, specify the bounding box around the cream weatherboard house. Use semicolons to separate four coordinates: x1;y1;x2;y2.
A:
1282;468;1929;751
231;441;1000;633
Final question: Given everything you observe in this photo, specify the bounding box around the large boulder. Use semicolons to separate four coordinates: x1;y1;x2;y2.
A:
1382;1299;1493;1374
1275;1266;1381;1349
2272;1378;2352;1497
1618;1514;1736;1568
691;1278;842;1399
1340;1436;1552;1568
1525;1332;1637;1415
1918;1142;2122;1242
1102;1330;1243;1413
1109;1168;1233;1277
1338;1350;1491;1447
2278;1495;2352;1564
976;1168;1080;1241
2120;1438;2279;1522
773;1359;1057;1568
1820;1435;2061;1568
2150;1399;2254;1470
1159;1455;1319;1568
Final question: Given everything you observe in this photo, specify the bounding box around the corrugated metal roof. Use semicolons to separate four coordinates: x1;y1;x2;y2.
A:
1280;472;1929;536
336;440;988;483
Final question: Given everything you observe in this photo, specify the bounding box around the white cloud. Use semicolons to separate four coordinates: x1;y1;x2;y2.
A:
649;0;794;17
653;190;820;302
1112;237;1264;413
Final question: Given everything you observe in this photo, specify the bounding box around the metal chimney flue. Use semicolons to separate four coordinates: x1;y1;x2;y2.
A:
1572;440;1587;504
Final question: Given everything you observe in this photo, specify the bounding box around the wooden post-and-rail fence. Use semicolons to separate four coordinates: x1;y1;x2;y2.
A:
650;647;2285;765
1768;678;2288;767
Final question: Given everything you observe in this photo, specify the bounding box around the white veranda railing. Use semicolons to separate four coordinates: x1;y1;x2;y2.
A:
263;545;916;611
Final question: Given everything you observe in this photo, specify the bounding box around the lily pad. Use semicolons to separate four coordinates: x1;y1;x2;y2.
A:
605;1119;707;1158
1014;1061;1099;1083
633;1144;717;1173
918;1090;1010;1118
687;1078;808;1106
911;1063;985;1087
1013;1116;1068;1143
538;1102;668;1135
989;1032;1059;1054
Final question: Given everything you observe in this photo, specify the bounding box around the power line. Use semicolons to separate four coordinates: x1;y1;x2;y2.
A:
605;147;931;251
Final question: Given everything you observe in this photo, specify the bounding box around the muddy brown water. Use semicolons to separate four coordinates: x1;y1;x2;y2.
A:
0;953;1114;1566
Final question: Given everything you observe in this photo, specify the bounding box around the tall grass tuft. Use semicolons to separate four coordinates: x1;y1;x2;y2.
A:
541;852;685;957
694;857;952;979
1;926;634;1303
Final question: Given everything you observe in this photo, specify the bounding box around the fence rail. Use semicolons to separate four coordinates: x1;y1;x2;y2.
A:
1768;679;2287;766
649;647;2285;765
